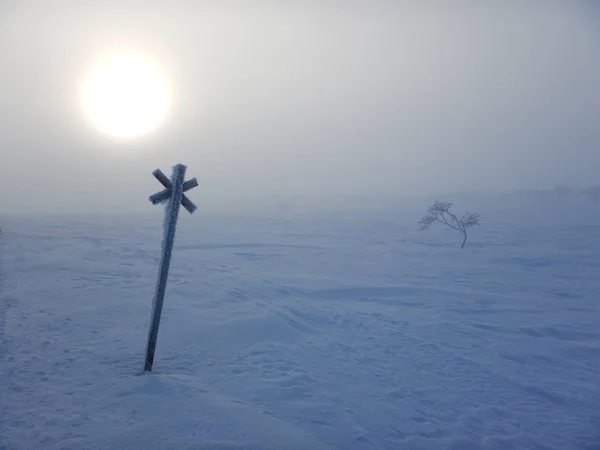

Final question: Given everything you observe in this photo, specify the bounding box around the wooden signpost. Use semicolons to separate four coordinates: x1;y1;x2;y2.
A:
144;164;198;372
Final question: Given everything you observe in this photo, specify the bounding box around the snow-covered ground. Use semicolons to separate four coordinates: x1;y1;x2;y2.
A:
1;205;599;449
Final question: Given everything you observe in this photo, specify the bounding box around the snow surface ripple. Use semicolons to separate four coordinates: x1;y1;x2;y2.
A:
0;211;599;449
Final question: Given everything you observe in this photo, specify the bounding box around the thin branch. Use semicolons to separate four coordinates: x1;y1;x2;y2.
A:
434;216;462;232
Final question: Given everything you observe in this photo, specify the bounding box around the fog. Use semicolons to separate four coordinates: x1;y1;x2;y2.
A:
1;1;599;214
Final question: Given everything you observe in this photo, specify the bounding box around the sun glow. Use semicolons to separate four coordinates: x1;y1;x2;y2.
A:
81;51;170;139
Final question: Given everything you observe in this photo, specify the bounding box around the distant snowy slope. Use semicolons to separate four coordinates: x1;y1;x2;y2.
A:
1;209;599;449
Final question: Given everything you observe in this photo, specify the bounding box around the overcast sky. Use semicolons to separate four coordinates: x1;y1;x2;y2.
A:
1;1;599;214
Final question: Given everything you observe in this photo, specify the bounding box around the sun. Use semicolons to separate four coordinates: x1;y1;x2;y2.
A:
81;51;171;139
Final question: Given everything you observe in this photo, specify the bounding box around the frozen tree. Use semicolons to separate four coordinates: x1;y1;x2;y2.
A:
419;201;480;249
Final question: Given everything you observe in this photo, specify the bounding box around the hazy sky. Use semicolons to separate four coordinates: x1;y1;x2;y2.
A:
1;1;599;214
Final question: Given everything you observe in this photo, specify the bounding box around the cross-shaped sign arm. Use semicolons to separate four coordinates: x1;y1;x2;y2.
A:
183;178;198;192
149;189;172;205
153;169;172;189
181;178;199;213
149;167;198;213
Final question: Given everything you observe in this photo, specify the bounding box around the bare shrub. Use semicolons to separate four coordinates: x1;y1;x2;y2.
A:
419;201;480;249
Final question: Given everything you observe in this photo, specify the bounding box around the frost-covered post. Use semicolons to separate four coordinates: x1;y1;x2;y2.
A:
144;164;198;372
